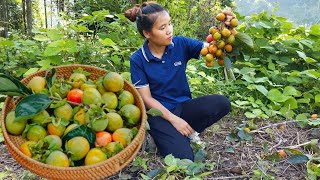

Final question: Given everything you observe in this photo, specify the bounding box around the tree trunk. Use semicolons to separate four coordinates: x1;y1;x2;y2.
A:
26;0;33;37
22;0;27;34
0;0;9;37
44;0;48;28
57;0;64;12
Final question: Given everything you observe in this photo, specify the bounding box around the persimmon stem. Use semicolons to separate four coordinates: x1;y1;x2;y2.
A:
49;96;80;106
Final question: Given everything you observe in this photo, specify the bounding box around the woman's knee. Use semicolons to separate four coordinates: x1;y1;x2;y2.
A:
208;94;231;114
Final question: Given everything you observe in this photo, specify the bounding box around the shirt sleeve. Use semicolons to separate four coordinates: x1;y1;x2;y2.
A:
181;36;204;60
130;55;149;89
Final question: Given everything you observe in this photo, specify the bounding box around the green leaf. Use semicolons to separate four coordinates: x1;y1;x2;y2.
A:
288;154;309;164
297;98;310;104
296;114;308;120
24;68;39;76
164;154;177;166
166;165;177;173
199;171;213;177
0;172;10;179
261;46;275;53
34;35;50;41
45;68;56;89
267;89;290;103
44;46;61;56
37;60;52;69
194;149;206;162
0;127;4;143
65;40;78;53
0;74;32;96
186;162;205;175
307;161;320;176
284;97;298;109
237;129;253;141
315;94;320;103
296;51;306;61
0;39;14;47
225;147;235;153
255;85;268;96
235;32;254;49
140;174;151;180
245;112;256;118
47;29;63;40
308;120;320;126
146;168;164;178
147;108;163;117
310;24;320;36
283;86;301;97
306;57;317;63
100;38;116;46
61;125;96;149
15;94;52;121
259;21;271;28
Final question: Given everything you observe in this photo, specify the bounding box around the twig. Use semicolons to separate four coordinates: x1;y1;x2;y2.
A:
212;174;250;179
251;120;303;133
49;96;80;106
269;139;283;151
279;140;315;149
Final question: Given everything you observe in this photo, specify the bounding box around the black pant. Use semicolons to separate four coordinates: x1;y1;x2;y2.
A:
147;94;231;161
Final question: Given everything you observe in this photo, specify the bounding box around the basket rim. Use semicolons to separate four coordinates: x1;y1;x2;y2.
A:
1;64;147;172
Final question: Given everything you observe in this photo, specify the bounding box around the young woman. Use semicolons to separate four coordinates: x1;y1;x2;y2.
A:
125;2;231;161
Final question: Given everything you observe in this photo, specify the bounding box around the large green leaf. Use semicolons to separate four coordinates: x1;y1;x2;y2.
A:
235;32;254;49
284;97;298;109
283;86;301;97
47;29;64;40
62;125;96;149
288;154;309;164
0;74;32;96
315;94;320;103
310;24;320;36
267;89;291;103
100;38;116;46
15;94;52;121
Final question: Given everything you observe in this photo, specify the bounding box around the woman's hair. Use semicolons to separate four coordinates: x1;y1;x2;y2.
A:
125;2;168;37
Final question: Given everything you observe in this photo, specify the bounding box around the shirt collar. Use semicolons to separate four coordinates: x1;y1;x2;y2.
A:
141;39;175;62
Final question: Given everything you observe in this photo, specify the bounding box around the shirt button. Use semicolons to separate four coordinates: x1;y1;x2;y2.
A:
162;61;165;63
165;52;167;54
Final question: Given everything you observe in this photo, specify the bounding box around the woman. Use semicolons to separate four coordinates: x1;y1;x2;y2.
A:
125;2;231;161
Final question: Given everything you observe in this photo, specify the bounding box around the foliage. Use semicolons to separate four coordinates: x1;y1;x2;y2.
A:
0;10;143;79
72;0;132;17
134;154;214;180
188;9;320;120
235;0;320;27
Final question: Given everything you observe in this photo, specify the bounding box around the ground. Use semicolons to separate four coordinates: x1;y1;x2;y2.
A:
0;115;317;179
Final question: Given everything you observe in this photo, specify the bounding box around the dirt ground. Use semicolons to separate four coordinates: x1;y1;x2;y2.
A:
0;115;317;179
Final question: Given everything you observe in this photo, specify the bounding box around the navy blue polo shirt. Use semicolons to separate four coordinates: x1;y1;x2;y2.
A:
130;36;204;110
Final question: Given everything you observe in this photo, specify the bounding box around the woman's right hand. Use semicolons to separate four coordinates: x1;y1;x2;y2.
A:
169;115;194;136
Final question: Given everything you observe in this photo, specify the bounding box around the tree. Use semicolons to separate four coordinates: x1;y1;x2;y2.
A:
22;0;27;34
0;0;8;37
57;0;64;12
44;0;48;28
26;0;32;36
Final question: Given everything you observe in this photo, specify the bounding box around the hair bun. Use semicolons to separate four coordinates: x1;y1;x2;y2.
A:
125;5;140;22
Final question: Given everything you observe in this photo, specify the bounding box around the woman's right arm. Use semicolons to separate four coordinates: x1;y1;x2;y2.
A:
137;86;193;136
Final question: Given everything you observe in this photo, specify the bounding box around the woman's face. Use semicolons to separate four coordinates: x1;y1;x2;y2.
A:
144;11;173;46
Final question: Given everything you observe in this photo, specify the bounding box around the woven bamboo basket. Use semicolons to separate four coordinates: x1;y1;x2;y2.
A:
0;64;147;180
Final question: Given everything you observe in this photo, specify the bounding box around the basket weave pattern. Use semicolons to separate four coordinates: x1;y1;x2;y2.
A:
0;64;147;180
